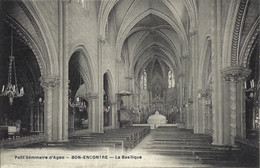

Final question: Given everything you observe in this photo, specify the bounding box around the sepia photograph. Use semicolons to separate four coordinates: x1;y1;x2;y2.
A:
0;0;259;167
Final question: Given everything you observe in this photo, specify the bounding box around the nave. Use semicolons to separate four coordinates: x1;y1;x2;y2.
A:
0;1;259;167
1;126;258;168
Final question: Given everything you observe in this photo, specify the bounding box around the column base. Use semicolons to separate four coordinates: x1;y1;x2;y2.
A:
44;140;69;145
211;142;226;146
58;140;69;143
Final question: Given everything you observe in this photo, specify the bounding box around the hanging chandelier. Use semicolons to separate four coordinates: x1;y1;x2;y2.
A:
69;96;87;112
0;27;24;105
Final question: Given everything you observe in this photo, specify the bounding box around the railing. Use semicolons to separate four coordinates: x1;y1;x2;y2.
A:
0;133;47;148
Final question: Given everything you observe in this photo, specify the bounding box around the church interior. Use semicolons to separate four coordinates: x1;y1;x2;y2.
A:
0;0;259;167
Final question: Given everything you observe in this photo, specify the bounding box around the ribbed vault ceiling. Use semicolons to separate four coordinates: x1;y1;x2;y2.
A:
105;0;190;80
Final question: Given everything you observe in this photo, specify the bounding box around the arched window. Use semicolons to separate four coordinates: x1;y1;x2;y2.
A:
168;70;175;88
140;70;147;89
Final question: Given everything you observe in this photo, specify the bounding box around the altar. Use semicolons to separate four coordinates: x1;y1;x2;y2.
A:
147;111;167;128
133;111;177;129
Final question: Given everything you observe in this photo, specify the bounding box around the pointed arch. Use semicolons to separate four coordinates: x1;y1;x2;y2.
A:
239;17;260;67
69;45;97;92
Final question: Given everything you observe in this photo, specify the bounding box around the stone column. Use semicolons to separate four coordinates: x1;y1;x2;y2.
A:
111;100;117;128
40;75;60;142
87;92;99;132
36;102;40;132
197;89;208;134
98;36;106;133
29;101;34;132
177;73;184;122
189;27;199;134
182;55;189;103
71;108;76;131
205;103;213;134
221;66;251;145
40;103;44;132
57;0;70;142
211;0;225;145
86;103;92;130
186;98;193;129
149;91;152;105
62;0;69;141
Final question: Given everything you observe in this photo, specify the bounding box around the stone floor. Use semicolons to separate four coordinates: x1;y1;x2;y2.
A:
0;127;259;168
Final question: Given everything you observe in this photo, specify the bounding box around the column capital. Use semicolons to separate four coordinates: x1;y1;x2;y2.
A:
63;0;72;4
98;35;106;44
125;76;133;80
188;98;193;104
182;54;189;60
111;101;117;106
116;58;122;64
221;66;251;82
39;75;60;89
86;92;98;99
177;72;185;78
189;25;197;36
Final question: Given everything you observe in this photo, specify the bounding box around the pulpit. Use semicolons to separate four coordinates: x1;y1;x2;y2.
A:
147;111;167;128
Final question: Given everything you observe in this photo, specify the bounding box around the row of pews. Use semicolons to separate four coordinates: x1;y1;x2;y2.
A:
69;126;150;154
142;127;258;167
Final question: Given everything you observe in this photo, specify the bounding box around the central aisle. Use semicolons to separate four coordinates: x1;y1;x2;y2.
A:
113;128;212;168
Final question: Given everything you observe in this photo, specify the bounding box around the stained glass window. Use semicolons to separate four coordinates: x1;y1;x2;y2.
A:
168;70;175;88
140;70;147;89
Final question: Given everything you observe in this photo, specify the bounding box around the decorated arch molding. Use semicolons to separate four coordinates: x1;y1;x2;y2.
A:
222;0;242;67
2;13;47;76
239;17;260;67
18;1;58;75
230;0;248;65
